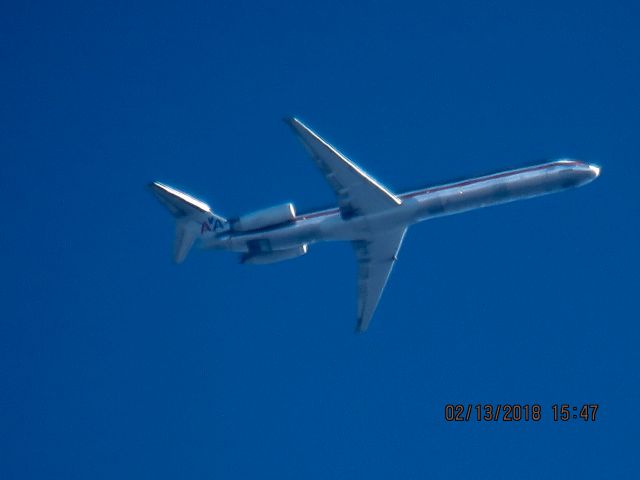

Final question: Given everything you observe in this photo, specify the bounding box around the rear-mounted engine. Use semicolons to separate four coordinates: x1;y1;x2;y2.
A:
230;203;296;232
241;244;308;265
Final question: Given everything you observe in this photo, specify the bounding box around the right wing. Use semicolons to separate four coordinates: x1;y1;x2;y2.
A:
353;227;407;332
285;117;401;218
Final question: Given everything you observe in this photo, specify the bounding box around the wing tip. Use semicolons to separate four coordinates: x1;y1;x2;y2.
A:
354;317;369;334
282;116;300;127
283;116;312;136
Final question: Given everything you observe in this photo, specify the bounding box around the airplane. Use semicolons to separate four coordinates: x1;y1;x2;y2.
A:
149;118;601;332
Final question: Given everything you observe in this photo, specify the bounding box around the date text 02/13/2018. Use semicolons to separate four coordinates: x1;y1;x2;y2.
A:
444;404;599;422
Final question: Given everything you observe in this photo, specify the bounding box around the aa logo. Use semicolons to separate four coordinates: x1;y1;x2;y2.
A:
201;217;225;234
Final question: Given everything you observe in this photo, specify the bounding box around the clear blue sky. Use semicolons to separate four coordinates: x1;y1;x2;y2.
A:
2;1;639;478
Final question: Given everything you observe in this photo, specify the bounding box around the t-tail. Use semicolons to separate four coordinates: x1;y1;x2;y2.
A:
148;182;227;263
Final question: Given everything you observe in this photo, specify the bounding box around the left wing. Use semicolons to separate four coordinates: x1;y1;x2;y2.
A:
286;117;401;218
353;227;407;332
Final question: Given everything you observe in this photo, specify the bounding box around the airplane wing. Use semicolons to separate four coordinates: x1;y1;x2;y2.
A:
353;227;407;332
285;117;401;218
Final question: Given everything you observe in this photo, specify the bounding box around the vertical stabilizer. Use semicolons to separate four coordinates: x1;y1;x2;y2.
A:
173;219;199;264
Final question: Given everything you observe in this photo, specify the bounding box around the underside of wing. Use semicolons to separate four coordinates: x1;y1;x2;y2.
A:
285;117;401;218
353;227;407;332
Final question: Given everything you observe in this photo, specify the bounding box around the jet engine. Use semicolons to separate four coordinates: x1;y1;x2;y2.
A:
230;203;296;232
241;244;308;265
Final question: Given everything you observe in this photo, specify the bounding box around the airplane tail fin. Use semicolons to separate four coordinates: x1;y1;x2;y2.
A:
148;182;226;263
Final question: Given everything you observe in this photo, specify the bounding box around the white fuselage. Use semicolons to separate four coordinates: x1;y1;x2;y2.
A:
202;159;600;253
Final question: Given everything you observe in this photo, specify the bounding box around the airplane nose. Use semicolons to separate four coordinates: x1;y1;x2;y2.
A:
588;164;601;178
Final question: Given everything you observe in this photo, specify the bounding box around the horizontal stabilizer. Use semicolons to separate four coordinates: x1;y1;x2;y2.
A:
149;182;226;263
149;182;213;218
